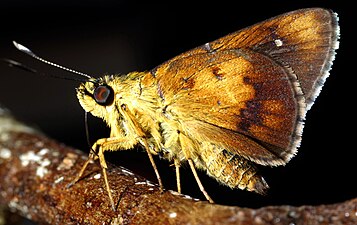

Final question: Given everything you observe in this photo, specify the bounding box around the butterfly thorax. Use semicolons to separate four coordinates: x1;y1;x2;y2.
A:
77;72;182;157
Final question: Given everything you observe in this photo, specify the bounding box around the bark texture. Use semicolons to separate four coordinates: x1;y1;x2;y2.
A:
0;107;356;225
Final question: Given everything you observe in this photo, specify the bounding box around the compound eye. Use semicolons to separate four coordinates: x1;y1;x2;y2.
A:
93;85;114;105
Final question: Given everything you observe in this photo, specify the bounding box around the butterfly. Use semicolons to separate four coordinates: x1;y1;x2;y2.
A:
12;8;339;210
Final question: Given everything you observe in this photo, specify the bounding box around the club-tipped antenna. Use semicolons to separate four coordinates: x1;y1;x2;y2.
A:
13;41;93;79
3;58;89;82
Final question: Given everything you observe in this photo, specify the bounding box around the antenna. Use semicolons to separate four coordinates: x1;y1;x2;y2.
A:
3;58;89;82
13;41;93;79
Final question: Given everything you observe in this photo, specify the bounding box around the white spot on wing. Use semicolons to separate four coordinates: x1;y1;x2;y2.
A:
274;39;283;47
203;42;211;51
169;212;177;218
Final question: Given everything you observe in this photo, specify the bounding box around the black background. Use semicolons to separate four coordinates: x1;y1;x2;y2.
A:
0;0;355;211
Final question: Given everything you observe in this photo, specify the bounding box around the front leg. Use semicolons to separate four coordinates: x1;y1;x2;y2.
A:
67;136;138;211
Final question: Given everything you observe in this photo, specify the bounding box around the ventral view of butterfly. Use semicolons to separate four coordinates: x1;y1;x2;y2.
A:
10;8;339;211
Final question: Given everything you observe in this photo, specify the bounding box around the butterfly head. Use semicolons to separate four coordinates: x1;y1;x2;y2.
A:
77;76;115;119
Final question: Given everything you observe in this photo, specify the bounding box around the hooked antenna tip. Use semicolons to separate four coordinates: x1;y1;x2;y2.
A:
11;40;93;79
13;41;34;56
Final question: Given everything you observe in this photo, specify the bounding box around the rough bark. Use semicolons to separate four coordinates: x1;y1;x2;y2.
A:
0;107;356;225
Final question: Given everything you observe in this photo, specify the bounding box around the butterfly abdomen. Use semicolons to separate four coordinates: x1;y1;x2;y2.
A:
200;145;269;195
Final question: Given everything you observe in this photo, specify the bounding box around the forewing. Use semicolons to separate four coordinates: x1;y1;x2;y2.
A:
152;8;339;166
210;8;339;109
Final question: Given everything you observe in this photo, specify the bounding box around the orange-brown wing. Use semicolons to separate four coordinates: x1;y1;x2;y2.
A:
151;8;339;166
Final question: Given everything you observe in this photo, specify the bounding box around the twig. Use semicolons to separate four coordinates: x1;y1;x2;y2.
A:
0;106;356;225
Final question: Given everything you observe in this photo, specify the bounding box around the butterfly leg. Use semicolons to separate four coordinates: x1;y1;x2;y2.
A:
67;142;115;210
67;150;98;188
174;159;181;193
188;159;214;203
122;105;163;192
142;139;163;192
95;143;116;211
178;132;214;203
68;136;139;211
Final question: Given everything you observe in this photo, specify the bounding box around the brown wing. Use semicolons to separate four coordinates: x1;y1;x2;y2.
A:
151;8;339;166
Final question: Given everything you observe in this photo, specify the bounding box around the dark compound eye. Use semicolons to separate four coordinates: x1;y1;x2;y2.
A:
93;85;114;105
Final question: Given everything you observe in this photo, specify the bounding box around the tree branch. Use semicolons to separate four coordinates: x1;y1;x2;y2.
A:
0;106;356;225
